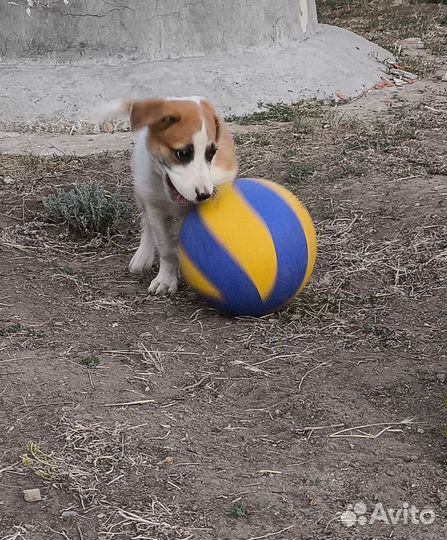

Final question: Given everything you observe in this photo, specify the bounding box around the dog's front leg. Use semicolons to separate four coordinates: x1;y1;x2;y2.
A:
129;215;156;274
147;210;181;295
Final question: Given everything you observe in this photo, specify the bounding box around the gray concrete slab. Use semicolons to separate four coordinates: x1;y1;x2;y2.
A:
0;130;134;156
0;24;391;131
3;80;444;158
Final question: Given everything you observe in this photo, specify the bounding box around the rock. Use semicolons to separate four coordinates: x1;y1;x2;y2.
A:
436;373;446;383
61;510;77;519
99;121;114;133
395;37;425;51
442;73;447;83
335;92;349;103
23;488;42;502
390;67;418;81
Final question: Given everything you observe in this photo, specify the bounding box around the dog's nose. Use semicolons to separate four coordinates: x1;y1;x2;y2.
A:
196;189;211;202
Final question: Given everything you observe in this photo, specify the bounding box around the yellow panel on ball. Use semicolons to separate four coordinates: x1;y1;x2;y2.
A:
179;178;317;316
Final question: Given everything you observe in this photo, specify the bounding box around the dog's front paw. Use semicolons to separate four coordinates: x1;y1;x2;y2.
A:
129;245;155;274
148;273;178;295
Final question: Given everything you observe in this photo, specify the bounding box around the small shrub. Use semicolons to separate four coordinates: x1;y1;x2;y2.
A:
225;501;248;518
0;323;22;336
44;183;133;236
80;355;101;368
341;162;364;177
287;163;315;184
0;323;45;338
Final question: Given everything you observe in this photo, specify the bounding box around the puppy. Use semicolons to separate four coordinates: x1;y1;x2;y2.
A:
123;97;237;294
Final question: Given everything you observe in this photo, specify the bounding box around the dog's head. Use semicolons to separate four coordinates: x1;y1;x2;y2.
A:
127;97;237;204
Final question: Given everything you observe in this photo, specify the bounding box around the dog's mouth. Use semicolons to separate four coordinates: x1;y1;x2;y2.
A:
165;175;189;206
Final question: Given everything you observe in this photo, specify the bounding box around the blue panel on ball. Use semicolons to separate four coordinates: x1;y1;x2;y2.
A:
180;209;267;316
235;179;308;312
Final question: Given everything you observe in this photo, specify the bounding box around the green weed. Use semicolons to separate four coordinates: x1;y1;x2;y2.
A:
233;132;270;146
226;101;326;130
225;102;297;124
22;442;59;480
80;355;101;368
225;501;248;518
287;163;315;184
0;323;45;338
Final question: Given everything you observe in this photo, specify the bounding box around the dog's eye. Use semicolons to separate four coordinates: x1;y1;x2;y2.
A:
205;143;217;163
175;146;194;163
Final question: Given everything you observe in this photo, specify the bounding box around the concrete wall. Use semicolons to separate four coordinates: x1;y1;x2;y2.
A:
0;0;318;60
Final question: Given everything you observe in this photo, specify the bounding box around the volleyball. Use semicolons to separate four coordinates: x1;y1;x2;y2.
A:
179;178;317;316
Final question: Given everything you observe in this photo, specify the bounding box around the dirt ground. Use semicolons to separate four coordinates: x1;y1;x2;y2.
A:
1;1;447;539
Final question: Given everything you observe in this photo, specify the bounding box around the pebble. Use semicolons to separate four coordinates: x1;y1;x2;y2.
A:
61;510;77;519
395;37;425;50
23;488;42;503
438;491;447;508
99;121;114;133
436;373;446;383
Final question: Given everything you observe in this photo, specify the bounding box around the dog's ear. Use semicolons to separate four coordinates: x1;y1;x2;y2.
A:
200;100;220;142
129;99;180;132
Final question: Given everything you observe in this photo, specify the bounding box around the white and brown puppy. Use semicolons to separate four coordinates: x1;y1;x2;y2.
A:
122;97;237;294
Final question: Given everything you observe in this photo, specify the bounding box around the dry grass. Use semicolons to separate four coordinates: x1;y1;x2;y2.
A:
16;417;198;539
317;0;447;75
0;154;72;182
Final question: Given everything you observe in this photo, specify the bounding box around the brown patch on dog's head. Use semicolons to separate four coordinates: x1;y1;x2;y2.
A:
129;99;180;132
200;100;220;142
197;101;237;176
129;99;208;163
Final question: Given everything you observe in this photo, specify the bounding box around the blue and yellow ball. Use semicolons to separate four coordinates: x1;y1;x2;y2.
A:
179;178;317;316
